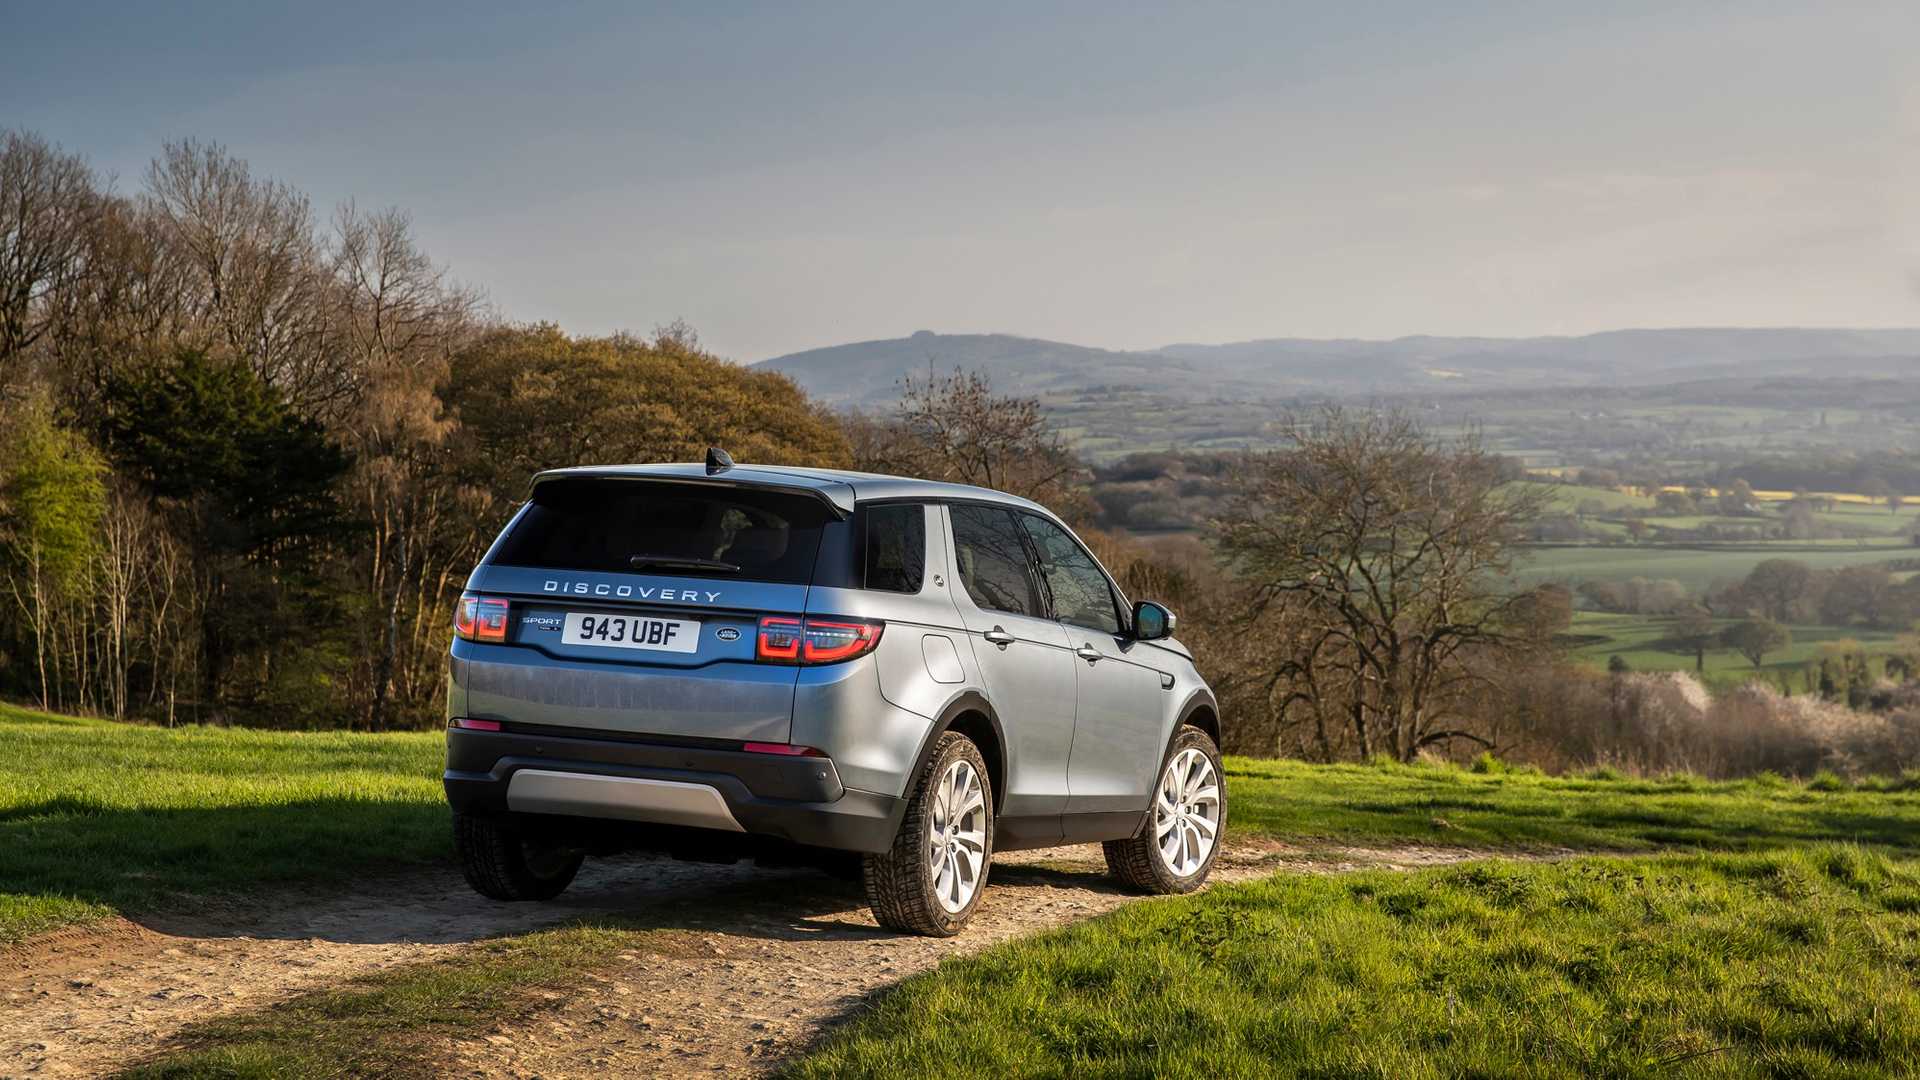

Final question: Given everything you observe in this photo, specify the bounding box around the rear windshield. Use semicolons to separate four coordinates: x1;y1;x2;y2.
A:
493;478;831;584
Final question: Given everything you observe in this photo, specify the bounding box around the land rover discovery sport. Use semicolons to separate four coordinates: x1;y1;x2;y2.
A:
444;451;1224;935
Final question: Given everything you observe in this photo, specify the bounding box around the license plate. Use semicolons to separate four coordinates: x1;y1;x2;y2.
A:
561;612;701;654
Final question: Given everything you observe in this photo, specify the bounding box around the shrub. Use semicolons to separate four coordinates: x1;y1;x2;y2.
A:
1808;770;1848;792
1500;664;1920;780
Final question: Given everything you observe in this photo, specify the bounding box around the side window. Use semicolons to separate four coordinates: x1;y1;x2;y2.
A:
1019;514;1123;635
863;504;926;593
949;504;1041;618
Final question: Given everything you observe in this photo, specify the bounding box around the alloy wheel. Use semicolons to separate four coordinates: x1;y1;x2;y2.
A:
1154;747;1221;877
927;759;988;913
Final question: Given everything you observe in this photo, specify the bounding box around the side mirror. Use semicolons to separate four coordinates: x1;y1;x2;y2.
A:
1132;600;1177;641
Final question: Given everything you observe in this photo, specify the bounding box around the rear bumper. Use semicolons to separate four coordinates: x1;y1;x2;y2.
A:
443;726;903;854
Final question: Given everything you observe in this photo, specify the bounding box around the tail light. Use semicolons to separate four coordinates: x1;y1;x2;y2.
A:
454;593;510;643
756;616;883;664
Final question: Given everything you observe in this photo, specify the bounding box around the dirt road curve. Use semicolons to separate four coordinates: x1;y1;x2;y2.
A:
2;841;1489;1078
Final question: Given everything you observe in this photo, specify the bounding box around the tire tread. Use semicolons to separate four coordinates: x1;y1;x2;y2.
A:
1103;725;1224;895
863;731;992;936
454;812;581;901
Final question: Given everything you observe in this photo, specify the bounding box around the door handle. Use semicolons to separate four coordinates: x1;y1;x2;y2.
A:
1075;644;1103;663
983;627;1016;648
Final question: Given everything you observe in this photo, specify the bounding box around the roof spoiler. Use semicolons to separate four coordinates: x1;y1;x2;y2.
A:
526;465;856;519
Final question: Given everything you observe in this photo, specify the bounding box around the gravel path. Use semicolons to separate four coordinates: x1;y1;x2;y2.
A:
1;840;1507;1078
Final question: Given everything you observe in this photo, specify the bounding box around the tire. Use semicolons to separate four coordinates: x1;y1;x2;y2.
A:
863;731;994;936
1104;725;1225;894
453;812;584;901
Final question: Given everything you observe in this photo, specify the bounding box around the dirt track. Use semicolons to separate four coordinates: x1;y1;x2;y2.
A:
2;841;1500;1078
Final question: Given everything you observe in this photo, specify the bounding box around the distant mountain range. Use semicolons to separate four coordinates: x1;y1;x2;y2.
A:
757;327;1920;404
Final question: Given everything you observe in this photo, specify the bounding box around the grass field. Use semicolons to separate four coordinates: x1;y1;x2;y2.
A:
0;703;446;943
788;724;1920;1077
1226;756;1920;855
1523;478;1920;551
1564;610;1903;688
8;704;1911;1077
134;847;1920;1080
786;847;1920;1078
1515;543;1909;593
1525;481;1654;515
1513;482;1919;687
11;700;1920;944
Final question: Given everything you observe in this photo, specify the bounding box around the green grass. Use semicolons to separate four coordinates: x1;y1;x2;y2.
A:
1519;482;1920;537
786;846;1920;1078
0;703;447;943
11;697;1920;946
120;922;671;1080
1522;481;1655;515
1224;756;1920;857
1516;543;1908;592
87;732;1920;1078
1636;508;1919;537
1564;610;1903;689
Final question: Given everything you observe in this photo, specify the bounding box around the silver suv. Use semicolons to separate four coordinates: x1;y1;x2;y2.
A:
444;452;1225;935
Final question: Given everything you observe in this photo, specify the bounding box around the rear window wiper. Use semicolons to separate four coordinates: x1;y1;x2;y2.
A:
627;554;741;574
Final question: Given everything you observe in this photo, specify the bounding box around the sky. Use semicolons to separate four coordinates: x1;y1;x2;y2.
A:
5;1;1918;361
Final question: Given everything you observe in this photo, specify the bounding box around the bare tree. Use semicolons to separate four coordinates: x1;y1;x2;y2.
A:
95;483;164;720
0;130;103;375
143;140;346;417
333;204;480;728
856;368;1088;517
144;512;195;727
1216;407;1548;762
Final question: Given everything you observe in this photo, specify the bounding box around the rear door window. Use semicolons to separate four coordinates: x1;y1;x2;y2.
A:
949;504;1042;618
494;479;830;584
863;504;926;593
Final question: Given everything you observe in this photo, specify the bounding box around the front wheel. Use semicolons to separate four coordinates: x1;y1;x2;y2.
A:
864;731;994;936
454;812;584;901
1105;726;1225;894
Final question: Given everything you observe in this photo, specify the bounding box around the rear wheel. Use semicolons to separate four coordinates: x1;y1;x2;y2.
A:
864;731;993;936
454;812;584;901
1104;726;1224;894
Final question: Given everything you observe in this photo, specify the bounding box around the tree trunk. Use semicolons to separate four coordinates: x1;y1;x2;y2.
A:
1350;698;1371;760
28;554;50;711
370;526;409;732
1311;706;1333;763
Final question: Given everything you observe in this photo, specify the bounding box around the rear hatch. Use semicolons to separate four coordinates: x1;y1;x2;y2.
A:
460;476;847;743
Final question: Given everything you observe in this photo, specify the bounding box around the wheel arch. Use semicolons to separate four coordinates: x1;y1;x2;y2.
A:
906;691;1008;813
1175;689;1222;749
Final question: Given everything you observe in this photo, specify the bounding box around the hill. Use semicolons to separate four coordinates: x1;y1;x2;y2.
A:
758;327;1920;405
755;331;1195;404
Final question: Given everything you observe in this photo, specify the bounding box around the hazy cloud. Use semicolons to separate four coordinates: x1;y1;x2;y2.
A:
4;1;1915;358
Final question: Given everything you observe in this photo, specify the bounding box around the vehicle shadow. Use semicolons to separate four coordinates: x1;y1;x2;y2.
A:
2;796;1140;949
124;851;1140;948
